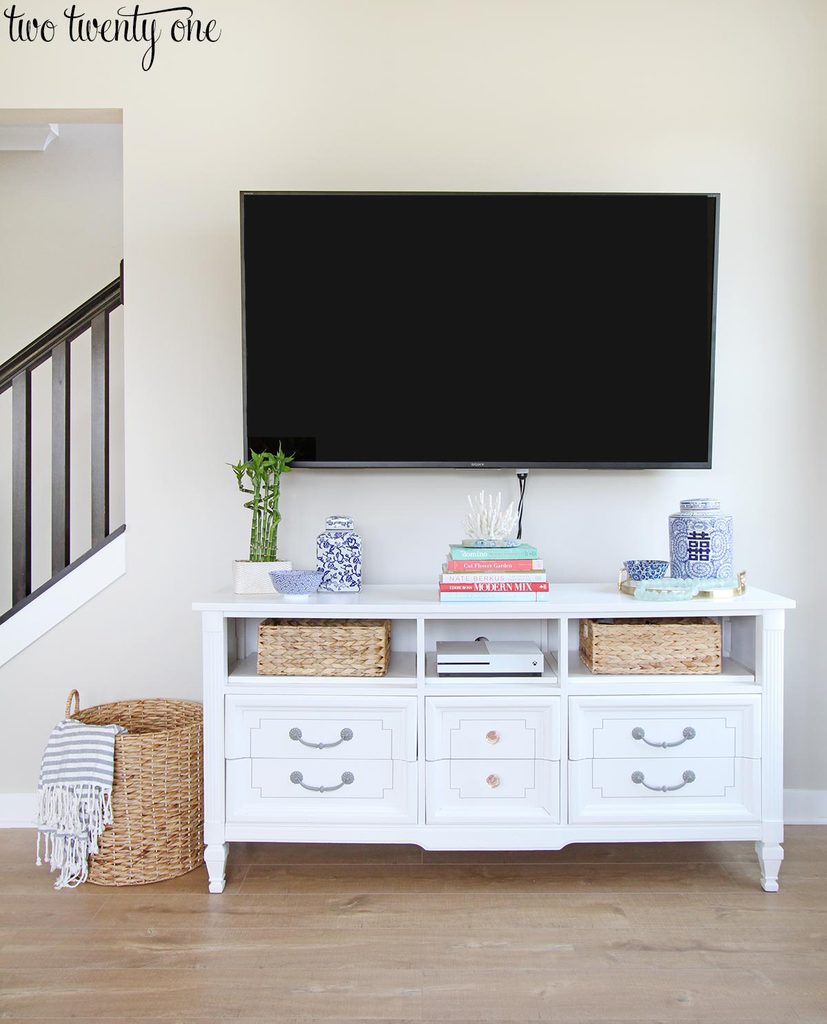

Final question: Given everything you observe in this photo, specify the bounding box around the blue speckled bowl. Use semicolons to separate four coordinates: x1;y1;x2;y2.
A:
624;559;669;581
269;569;325;599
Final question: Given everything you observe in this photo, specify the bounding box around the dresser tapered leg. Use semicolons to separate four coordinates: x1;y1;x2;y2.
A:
205;842;229;893
755;841;783;892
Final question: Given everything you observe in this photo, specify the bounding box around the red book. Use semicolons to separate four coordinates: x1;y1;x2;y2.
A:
445;558;544;572
439;581;550;593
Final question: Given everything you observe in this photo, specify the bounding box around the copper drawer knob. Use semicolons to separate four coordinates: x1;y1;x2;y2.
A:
486;773;501;789
485;730;500;745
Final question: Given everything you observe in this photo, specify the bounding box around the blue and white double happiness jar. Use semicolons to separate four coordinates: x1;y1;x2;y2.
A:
316;515;363;592
669;499;733;580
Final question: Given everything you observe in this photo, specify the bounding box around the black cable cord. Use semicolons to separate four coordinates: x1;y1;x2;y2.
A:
516;472;528;540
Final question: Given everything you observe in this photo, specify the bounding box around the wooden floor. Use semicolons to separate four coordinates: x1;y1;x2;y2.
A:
1;827;826;1022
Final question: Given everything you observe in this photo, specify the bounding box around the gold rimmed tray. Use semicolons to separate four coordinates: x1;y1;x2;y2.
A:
618;570;747;600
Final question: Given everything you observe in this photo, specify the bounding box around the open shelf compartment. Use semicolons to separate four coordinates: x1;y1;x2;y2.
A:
423;616;561;691
566;614;758;692
226;615;418;687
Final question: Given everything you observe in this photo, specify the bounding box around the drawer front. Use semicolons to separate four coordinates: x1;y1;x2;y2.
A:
569;757;761;824
426;697;561;761
225;695;417;761
227;758;417;823
569;695;761;760
427;759;560;824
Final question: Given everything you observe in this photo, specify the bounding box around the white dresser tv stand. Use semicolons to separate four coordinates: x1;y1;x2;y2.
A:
194;583;794;894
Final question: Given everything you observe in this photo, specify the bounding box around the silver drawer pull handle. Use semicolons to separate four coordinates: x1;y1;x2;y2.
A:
289;727;353;749
290;770;354;793
632;726;696;748
631;769;696;792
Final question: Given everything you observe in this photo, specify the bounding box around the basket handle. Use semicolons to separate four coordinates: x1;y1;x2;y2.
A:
65;689;80;718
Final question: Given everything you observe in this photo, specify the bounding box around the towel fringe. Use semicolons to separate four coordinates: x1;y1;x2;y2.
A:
36;781;115;889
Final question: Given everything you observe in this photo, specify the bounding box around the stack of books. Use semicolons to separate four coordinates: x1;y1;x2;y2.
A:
439;542;549;602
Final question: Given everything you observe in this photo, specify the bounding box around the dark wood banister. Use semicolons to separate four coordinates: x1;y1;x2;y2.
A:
0;270;122;394
0;524;126;628
2;262;124;621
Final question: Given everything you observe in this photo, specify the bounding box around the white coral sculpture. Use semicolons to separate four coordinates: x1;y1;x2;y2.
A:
464;490;519;542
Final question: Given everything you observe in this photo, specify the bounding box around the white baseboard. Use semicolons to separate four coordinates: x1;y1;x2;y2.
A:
0;793;35;827
2;788;826;828
784;788;827;825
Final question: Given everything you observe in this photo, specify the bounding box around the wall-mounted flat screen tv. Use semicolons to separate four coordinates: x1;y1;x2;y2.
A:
241;192;718;468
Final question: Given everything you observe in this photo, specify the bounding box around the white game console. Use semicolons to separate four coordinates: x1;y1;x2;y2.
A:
435;638;544;676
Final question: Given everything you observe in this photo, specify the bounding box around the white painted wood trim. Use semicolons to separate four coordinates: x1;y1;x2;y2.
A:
0;793;36;827
759;610;785;844
784;788;827;824
0;532;126;668
2;789;825;828
194;583;795;615
202;611;228;892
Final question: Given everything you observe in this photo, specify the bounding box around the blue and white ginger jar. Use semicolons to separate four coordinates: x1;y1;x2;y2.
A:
669;498;733;580
316;515;362;592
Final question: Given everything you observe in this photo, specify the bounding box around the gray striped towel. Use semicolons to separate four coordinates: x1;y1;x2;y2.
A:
36;717;127;889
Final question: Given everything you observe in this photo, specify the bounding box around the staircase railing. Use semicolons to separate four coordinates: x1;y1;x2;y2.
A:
0;263;125;624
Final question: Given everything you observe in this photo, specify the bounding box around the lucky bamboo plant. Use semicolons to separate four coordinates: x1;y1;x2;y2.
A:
230;446;294;562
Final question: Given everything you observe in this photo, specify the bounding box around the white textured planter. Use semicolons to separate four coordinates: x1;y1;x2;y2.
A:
232;559;292;595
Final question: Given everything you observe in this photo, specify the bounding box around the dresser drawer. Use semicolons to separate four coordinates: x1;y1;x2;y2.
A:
426;696;561;761
569;757;761;824
227;758;417;823
427;759;560;824
225;695;417;761
569;696;761;760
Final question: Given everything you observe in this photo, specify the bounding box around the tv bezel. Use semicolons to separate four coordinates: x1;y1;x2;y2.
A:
240;191;719;470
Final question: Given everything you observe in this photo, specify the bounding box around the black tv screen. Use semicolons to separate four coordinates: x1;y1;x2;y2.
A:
242;192;718;468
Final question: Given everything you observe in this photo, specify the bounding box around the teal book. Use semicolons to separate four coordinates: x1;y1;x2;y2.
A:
449;542;539;560
439;591;550;603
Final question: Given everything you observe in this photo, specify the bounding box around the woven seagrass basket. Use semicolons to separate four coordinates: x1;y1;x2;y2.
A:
580;618;722;675
257;618;391;676
65;689;204;885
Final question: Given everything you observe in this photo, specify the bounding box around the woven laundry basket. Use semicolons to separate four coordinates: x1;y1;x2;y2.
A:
580;618;722;675
65;689;204;885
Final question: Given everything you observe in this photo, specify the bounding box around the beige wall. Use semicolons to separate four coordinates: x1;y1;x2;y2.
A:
0;1;824;796
0;124;124;604
0;124;123;359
